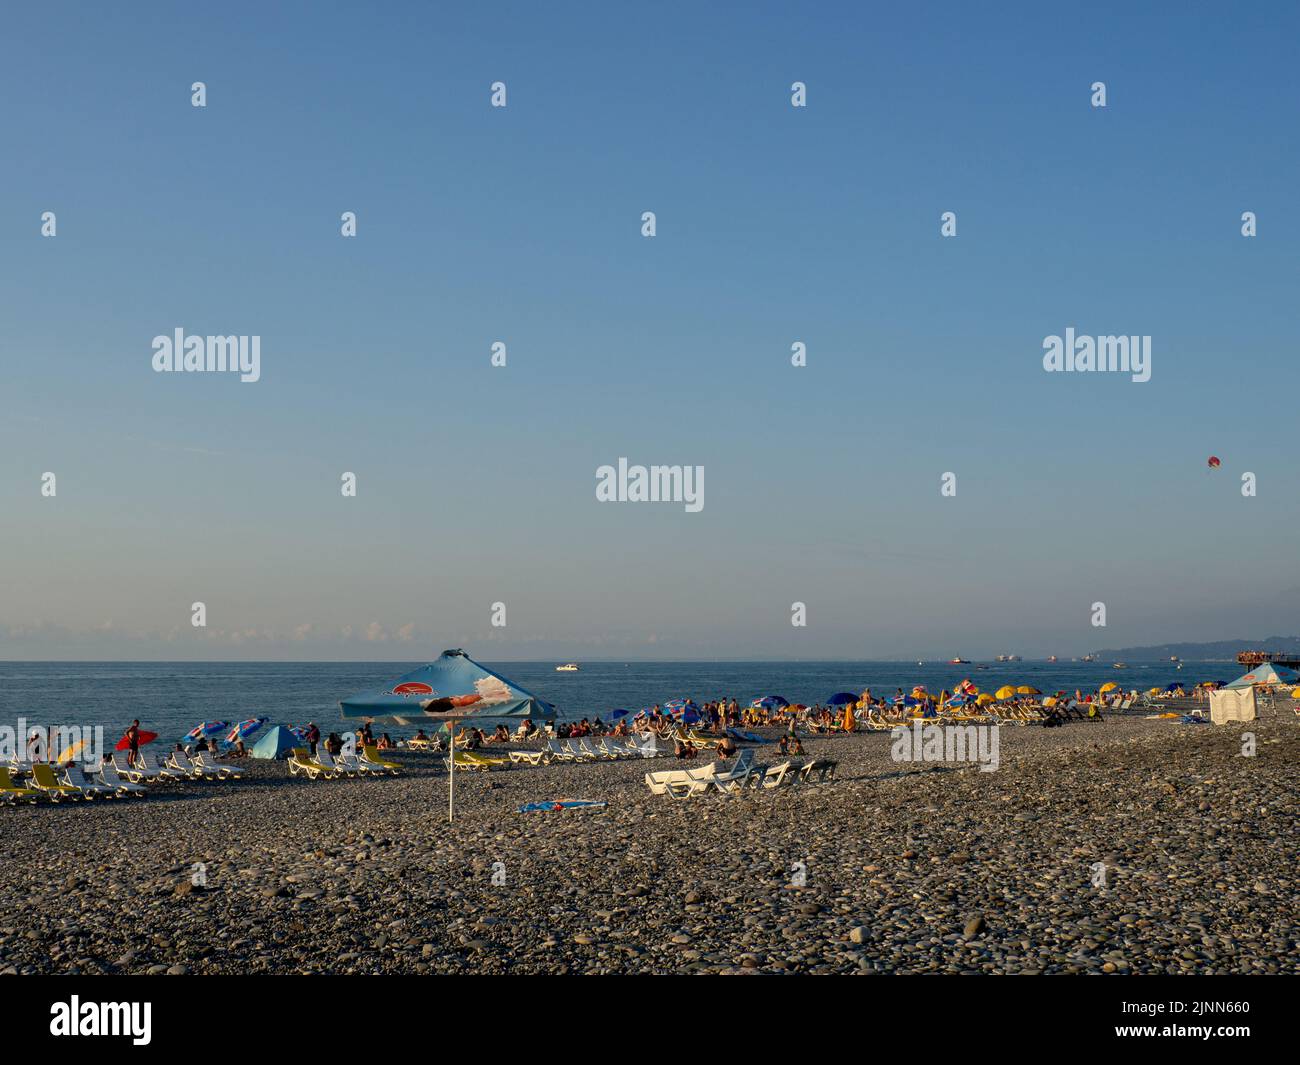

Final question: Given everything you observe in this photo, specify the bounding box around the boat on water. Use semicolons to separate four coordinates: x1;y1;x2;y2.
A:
995;654;1022;662
1082;654;1098;662
948;657;970;664
1047;655;1058;662
555;663;580;672
1113;662;1128;669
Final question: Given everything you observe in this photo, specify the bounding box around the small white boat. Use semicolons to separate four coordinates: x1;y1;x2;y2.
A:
555;663;580;672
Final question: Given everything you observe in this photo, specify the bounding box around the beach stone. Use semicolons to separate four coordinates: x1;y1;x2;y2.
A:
963;916;986;938
849;926;869;944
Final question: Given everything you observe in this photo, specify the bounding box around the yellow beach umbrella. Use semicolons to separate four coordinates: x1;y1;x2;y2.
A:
977;692;995;705
1147;687;1162;696
995;685;1016;700
1290;686;1300;699
1099;681;1119;693
1043;696;1058;707
56;739;89;765
1016;685;1041;695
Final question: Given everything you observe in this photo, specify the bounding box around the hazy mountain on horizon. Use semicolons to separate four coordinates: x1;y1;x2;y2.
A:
1090;636;1300;661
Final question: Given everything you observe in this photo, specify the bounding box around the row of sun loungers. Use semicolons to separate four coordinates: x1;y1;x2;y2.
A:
288;745;402;779
1;748;246;802
645;749;837;798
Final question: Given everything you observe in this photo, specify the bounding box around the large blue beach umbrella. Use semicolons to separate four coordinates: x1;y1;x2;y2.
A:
750;695;789;710
339;649;557;725
826;692;858;706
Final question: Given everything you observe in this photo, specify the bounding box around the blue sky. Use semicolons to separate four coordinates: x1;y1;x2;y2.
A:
3;0;1298;660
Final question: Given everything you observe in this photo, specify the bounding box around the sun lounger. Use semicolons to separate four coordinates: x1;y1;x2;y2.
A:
170;749;223;779
361;746;402;774
629;734;669;758
797;759;837;785
288;748;336;780
508;747;548;766
62;765;119;798
111;753;149;783
711;749;758;793
138;750;188;780
0;767;42;803
332;751;374;775
97;761;148;797
541;738;573;762
29;762;88;800
579;738;613;761
753;760;796;789
445;750;508;772
193;751;244;779
664;763;720;799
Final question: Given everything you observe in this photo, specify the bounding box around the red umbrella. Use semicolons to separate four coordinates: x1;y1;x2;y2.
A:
115;730;158;751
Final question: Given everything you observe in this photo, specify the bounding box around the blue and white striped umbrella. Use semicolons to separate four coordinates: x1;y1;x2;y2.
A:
226;717;269;743
186;720;229;741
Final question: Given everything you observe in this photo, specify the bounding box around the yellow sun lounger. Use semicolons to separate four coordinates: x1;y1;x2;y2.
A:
287;748;336;780
361;746;402;773
0;767;42;802
445;750;508;772
29;762;87;800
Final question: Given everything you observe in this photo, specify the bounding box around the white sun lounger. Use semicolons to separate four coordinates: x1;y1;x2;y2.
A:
335;751;376;775
578;738;613;761
193;751;243;779
170;750;221;779
665;763;720;799
754;760;796;789
141;750;190;780
710;749;757;793
111;753;151;782
62;765;119;798
97;761;148;797
508;747;548;765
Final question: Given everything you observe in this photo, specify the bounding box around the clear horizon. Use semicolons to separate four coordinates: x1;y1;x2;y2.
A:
4;1;1299;661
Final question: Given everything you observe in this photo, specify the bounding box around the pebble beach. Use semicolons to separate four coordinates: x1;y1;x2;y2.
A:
1;714;1296;975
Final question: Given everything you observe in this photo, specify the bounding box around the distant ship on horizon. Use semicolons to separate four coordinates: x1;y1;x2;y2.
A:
555;663;580;672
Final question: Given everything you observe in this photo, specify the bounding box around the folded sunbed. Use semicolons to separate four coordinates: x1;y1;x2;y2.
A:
445;750;507;772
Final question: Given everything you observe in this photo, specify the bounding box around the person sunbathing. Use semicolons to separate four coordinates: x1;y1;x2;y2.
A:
673;738;697;760
716;735;738;758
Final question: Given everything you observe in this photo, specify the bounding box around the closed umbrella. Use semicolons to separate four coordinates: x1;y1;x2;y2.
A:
185;721;228;742
226;717;269;743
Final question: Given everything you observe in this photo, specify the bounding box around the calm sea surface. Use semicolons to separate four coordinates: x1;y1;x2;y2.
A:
0;660;1227;745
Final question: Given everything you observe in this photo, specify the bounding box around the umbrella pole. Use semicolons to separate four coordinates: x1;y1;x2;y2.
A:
448;726;455;823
